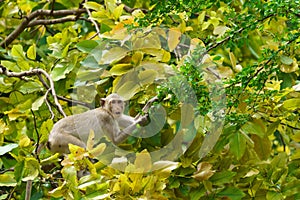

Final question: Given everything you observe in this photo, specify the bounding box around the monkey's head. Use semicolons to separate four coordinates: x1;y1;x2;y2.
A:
101;93;125;119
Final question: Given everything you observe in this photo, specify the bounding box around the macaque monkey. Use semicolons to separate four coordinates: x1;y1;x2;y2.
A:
48;93;148;154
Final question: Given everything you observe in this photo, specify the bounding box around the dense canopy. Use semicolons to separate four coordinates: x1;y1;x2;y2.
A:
0;0;299;199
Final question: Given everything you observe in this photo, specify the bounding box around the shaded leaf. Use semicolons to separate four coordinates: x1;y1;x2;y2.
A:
252;134;271;160
210;171;236;185
76;40;99;53
280;55;293;65
217;187;245;200
230;132;246;160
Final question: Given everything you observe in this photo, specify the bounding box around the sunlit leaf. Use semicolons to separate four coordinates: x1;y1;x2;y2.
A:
282;98;300;110
51;63;76;81
0;144;18;156
22;158;40;181
27;44;36;60
89;143;106;158
113;4;124;20
168;28;181;52
11;44;25;60
83;1;104;11
241;120;265;138
31;95;45;111
0;173;17;187
134;149;152;172
99;47;129;65
192;162;215;181
109;63;133;75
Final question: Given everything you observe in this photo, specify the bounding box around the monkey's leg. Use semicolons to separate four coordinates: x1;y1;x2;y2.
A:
49;134;86;153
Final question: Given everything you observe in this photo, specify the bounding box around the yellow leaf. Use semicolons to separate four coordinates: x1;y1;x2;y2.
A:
132;51;143;66
114;80;139;100
168;28;181;52
198;11;206;24
138;69;158;85
113;4;124;20
229;52;236;69
282;98;300;110
213;25;229;36
99;47;129;64
19;135;31;148
84;1;104;11
86;130;95;151
134;149;152;172
27;44;36;60
109;63;133;75
89;143;106;158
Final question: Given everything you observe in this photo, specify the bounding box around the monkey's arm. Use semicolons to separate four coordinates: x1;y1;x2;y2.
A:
112;114;148;144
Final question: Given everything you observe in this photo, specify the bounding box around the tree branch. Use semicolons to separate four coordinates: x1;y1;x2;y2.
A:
0;8;86;48
0;65;66;117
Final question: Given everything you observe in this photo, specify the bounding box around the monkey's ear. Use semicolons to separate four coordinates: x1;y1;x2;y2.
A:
100;98;106;107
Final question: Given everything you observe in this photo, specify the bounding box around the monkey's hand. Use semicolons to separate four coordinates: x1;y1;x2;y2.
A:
136;113;150;126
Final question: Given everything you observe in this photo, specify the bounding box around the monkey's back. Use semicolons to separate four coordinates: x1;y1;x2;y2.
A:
49;108;118;145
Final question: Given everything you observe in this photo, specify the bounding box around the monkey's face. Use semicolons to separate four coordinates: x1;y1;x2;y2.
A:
109;99;124;118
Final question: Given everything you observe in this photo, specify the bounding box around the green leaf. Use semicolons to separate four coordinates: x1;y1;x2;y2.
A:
217;187;245;200
241;121;265;138
266;191;284;200
282;98;300;110
83;1;104;11
19;81;42;94
282;180;300;197
22;158;40;181
114;80;139;100
51;63;75;81
0;144;18;156
210;171;236;185
230;132;246;160
109;63;133;75
76;40;99;53
31;95;45;111
11;44;25;60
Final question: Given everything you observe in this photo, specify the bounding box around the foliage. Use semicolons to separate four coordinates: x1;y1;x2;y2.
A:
0;0;300;199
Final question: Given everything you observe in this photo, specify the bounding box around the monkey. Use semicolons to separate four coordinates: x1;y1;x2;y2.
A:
47;93;148;154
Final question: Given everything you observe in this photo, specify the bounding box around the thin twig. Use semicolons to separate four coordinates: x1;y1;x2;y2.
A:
0;65;66;117
31;109;41;162
0;8;86;47
84;0;101;39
